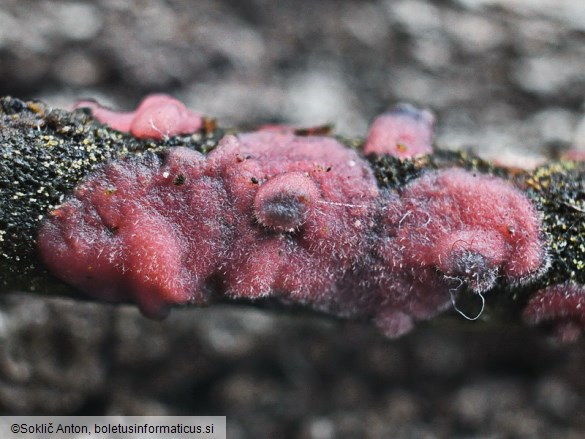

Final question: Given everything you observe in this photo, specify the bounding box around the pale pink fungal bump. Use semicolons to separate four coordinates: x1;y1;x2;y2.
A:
392;169;544;288
118;210;189;318
523;283;585;342
207;131;380;303
374;309;415;339
364;103;435;158
75;94;203;139
75;100;135;133
39;148;230;317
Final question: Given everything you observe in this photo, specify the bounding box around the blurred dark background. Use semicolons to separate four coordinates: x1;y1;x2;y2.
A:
1;0;585;437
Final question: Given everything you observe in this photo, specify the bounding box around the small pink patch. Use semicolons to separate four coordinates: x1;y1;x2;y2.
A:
75;94;203;139
561;149;585;161
523;283;585;342
364;104;435;158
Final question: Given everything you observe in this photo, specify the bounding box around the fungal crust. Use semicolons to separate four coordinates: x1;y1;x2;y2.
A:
36;96;553;338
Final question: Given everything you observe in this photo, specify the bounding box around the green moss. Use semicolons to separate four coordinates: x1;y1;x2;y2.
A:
368;149;510;190
522;161;585;285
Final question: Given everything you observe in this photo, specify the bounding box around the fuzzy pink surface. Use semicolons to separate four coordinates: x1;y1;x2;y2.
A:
39;96;549;336
363;104;435;158
371;168;545;336
39;131;381;319
523;283;585;342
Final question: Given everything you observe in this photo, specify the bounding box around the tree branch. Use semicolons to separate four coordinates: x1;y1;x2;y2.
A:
2;95;585;341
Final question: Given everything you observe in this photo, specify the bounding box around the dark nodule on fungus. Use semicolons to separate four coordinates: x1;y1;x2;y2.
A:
254;172;320;232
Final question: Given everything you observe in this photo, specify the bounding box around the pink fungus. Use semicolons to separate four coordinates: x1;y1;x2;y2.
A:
523;283;585;342
363;103;435;158
38;98;549;336
393;169;544;287
371;168;545;336
39;130;380;316
39;147;228;318
206;131;379;303
561;149;585;161
75;94;203;139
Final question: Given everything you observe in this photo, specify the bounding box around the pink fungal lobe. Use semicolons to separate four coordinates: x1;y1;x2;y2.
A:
364;103;435;158
75;94;203;139
523;283;585;342
394;169;544;289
